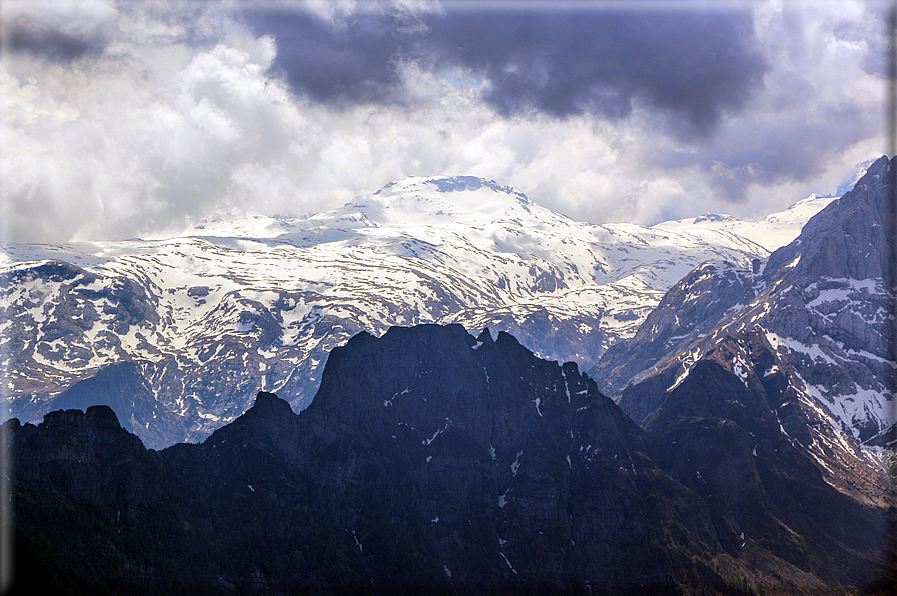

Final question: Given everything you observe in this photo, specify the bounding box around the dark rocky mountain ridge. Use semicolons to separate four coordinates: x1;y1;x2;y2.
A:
4;323;894;594
592;157;897;509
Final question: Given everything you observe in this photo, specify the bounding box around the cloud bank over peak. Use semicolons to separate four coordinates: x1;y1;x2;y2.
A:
0;0;889;243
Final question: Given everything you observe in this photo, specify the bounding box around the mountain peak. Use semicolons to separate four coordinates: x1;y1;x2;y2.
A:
249;391;294;416
763;155;895;284
836;157;879;196
476;327;497;343
380;175;529;202
343;175;538;227
692;213;737;224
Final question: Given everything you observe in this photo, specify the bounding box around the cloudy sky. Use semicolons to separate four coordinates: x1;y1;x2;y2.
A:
1;0;893;243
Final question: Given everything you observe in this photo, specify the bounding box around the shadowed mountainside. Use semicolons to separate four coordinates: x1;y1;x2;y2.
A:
4;324;894;594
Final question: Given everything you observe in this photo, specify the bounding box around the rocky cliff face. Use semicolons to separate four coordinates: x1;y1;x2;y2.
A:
288;325;721;592
594;158;896;511
763;155;895;285
5;324;894;595
593;259;760;401
644;339;892;587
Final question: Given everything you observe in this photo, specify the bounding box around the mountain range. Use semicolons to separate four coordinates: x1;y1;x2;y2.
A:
595;157;896;501
5;322;894;594
2;157;895;593
1;173;838;449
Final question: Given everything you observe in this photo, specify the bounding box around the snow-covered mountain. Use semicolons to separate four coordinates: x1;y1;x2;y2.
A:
652;193;837;251
2;175;773;447
595;156;896;507
5;161;893;593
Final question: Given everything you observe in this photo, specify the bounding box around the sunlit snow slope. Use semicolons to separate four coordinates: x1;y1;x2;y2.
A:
3;176;770;447
653;193;838;252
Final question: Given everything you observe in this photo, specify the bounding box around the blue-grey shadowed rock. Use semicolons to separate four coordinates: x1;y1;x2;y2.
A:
586;158;897;590
598;156;897;453
5;323;894;594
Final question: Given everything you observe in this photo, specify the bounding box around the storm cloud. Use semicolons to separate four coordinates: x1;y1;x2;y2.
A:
429;10;767;131
242;4;768;134
0;0;890;242
3;0;117;61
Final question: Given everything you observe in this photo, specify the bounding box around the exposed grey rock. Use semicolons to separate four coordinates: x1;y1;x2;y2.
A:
8;324;894;594
598;156;897;453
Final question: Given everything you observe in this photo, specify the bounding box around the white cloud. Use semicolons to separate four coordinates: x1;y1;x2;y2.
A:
0;0;889;243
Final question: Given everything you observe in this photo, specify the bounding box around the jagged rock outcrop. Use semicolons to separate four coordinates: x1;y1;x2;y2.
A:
762;155;896;285
592;259;759;399
5;324;894;594
290;325;722;592
594;157;896;521
643;347;892;590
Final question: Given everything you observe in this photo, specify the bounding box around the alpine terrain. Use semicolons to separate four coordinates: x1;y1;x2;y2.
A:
2;157;894;594
5;324;894;594
2;175;789;448
594;156;897;513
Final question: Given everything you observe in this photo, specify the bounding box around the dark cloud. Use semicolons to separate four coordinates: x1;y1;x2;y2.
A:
241;6;768;134
242;10;411;106
2;0;121;63
7;25;107;62
651;95;882;204
426;11;768;132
